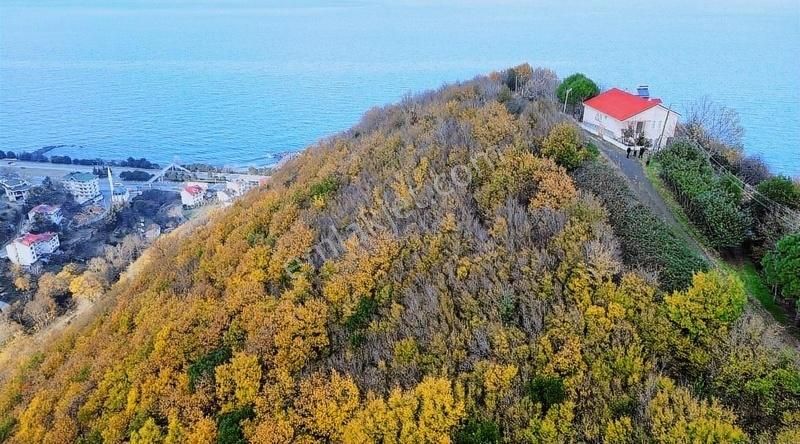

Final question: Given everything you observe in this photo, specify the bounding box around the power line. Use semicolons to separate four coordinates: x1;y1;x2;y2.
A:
680;138;800;230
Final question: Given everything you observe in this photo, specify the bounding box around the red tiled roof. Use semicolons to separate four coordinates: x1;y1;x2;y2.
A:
584;88;663;121
183;185;203;196
19;232;56;247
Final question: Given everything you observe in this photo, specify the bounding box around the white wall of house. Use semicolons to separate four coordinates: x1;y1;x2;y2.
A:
5;235;59;266
180;189;204;207
28;208;64;225
583;105;626;139
6;242;37;266
630;105;680;147
64;178;101;204
583;104;678;148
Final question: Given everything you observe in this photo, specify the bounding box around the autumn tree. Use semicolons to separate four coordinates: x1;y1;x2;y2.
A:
541;122;588;170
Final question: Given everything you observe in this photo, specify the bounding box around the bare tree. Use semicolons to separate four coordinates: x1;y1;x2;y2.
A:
522;67;560;101
680;97;745;149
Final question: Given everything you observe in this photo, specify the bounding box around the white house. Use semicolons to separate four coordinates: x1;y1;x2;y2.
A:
582;87;679;148
27;204;64;225
63;172;101;204
5;232;60;266
0;177;31;202
180;183;206;207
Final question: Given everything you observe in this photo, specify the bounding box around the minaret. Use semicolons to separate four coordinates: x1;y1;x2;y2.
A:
107;167;114;192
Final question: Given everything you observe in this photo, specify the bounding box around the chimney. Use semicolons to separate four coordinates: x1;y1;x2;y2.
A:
637;85;650;100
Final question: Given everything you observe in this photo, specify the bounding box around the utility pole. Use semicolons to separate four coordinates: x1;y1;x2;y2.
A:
562;88;573;113
656;103;673;152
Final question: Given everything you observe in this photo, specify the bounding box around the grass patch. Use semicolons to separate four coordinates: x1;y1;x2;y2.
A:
731;262;791;325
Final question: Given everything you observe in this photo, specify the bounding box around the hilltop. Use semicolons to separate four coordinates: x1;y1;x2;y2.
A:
0;66;798;443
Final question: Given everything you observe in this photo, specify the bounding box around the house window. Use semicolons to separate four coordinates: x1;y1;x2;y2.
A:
635;121;644;133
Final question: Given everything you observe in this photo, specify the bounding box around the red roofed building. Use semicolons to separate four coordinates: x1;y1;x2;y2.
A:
5;232;60;266
582;87;679;148
180;183;207;207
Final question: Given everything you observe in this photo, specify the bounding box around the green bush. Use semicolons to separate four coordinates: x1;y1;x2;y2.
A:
187;346;232;391
455;418;502;444
656;142;749;250
527;376;566;411
217;406;255;444
573;161;708;292
762;232;800;302
757;176;800;210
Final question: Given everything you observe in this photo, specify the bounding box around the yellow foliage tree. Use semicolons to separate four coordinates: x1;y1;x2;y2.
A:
343;377;465;444
69;272;107;300
296;371;360;440
646;378;745;443
215;353;262;412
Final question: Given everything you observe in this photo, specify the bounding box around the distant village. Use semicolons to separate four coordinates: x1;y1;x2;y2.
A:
0;161;269;326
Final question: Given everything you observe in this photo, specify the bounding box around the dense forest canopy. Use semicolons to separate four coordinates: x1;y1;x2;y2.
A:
0;66;798;443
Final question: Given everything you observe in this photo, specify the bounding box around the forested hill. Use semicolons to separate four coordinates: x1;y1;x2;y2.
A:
1;66;798;443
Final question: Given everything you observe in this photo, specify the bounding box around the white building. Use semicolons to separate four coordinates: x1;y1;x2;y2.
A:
27;204;64;225
217;189;235;205
5;232;60;266
0;177;31;202
226;178;260;197
111;185;130;207
63;172;101;204
106;168;130;207
180;183;206;207
582;87;679;148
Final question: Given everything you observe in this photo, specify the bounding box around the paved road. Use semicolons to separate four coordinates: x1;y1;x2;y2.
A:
583;131;710;260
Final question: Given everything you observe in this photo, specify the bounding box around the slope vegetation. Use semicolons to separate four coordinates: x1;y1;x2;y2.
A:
1;67;798;443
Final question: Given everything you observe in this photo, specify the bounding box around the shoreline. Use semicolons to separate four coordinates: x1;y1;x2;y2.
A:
0;149;300;175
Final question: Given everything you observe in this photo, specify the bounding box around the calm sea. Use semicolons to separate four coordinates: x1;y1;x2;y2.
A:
1;0;798;174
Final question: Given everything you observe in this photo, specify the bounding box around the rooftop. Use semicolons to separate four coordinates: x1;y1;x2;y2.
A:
64;172;97;182
183;185;204;196
0;177;31;191
18;232;57;247
583;88;664;121
30;204;60;214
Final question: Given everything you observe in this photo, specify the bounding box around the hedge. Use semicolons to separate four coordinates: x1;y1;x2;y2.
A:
573;160;708;292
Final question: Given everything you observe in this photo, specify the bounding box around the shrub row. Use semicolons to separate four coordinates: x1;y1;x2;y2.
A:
573;160;708;292
655;142;749;250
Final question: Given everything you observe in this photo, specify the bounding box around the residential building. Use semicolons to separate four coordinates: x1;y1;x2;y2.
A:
0;177;31;202
226;178;260;196
217;189;235;205
111;185;130;207
27;204;64;225
5;232;60;266
63;172;101;204
582;87;679;148
180;183;206;207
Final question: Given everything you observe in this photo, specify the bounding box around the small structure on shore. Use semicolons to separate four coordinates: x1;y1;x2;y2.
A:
0;177;31;202
582;87;679;148
5;232;60;266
